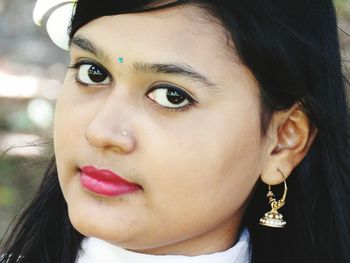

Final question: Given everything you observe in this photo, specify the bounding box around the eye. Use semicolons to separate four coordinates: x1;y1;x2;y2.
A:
147;84;195;110
70;61;111;85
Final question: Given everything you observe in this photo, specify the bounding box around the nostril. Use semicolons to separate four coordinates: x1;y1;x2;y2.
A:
108;145;126;154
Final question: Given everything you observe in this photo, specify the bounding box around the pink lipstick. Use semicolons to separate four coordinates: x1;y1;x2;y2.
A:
79;165;141;196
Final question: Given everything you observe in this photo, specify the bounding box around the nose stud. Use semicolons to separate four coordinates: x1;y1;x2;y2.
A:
121;130;128;136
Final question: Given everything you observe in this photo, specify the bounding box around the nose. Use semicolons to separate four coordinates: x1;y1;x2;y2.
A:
85;94;137;154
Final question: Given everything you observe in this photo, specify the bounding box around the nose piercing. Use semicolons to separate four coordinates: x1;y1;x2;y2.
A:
121;130;128;136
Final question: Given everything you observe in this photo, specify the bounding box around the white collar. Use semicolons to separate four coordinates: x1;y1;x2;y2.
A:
76;228;251;263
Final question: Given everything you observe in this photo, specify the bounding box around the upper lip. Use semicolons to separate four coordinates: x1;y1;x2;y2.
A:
80;165;141;187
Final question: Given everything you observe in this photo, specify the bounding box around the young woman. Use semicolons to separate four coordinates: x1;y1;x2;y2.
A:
1;0;349;262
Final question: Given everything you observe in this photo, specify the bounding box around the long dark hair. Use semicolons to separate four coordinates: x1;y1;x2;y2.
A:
1;1;349;262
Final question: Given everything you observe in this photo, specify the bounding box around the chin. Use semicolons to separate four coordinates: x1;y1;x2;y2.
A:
68;207;136;243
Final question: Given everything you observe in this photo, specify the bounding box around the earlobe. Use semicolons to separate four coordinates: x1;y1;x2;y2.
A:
261;104;317;185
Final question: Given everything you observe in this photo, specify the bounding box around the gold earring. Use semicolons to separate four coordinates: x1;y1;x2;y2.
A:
259;168;288;228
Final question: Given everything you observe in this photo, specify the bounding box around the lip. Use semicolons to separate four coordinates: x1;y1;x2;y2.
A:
79;165;141;196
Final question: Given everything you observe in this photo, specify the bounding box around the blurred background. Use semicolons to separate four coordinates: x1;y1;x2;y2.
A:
0;0;349;238
0;0;69;237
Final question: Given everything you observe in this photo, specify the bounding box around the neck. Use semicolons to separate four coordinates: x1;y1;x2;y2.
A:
77;228;251;263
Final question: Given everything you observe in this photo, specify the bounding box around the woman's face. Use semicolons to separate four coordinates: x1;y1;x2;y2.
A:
54;4;270;255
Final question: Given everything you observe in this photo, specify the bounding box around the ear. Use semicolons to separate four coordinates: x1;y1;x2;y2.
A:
261;103;318;185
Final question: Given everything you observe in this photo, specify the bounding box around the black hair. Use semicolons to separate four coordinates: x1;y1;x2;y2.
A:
1;1;349;262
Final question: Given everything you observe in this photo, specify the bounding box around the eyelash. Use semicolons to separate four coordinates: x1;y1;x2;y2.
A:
68;60;197;113
147;85;196;112
68;60;111;88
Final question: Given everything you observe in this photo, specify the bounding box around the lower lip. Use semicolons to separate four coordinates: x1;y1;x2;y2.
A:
79;171;141;196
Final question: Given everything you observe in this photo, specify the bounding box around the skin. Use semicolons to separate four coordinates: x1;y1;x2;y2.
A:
54;4;316;256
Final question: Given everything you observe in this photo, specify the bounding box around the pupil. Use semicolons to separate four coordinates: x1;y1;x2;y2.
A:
88;65;107;82
167;89;185;104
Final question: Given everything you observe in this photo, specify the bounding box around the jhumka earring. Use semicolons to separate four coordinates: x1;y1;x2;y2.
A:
259;168;288;228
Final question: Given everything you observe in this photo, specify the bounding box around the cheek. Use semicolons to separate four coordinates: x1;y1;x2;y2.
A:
53;79;89;195
54;74;98;159
141;97;263;226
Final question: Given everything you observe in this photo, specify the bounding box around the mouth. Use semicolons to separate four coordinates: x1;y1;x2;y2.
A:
79;165;142;196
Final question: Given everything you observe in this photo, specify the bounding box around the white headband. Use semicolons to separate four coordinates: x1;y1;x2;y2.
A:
33;0;77;50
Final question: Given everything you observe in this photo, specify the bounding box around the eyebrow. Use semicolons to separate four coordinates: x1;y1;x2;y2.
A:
70;36;218;88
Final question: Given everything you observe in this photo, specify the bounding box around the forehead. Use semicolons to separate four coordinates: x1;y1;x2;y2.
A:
75;4;236;65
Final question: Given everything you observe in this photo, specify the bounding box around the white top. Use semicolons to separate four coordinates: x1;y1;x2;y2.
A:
76;228;251;263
